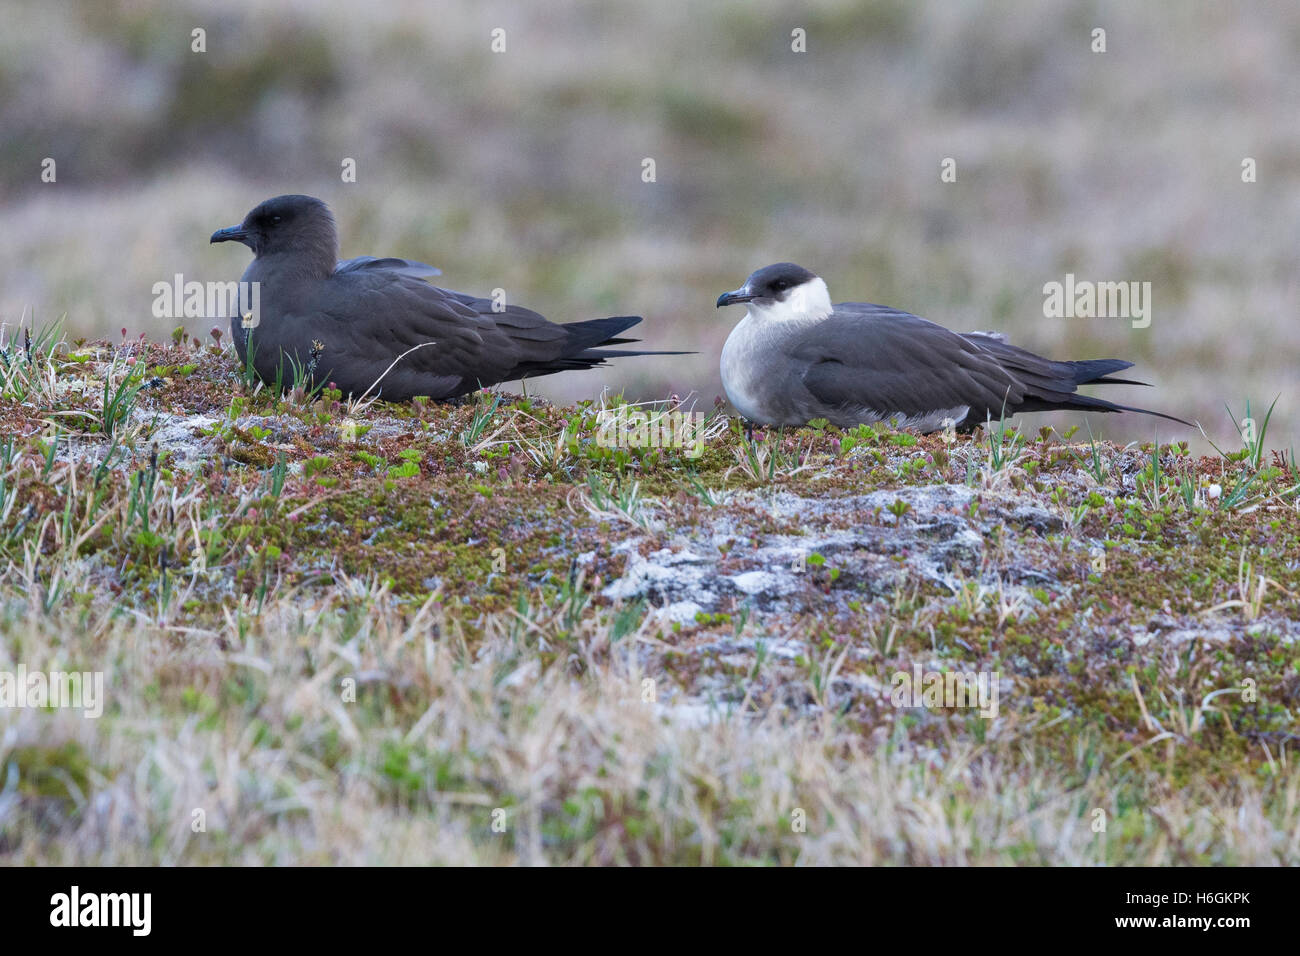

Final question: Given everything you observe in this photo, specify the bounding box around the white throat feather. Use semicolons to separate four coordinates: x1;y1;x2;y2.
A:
748;276;833;323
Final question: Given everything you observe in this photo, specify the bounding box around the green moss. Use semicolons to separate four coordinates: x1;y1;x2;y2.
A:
9;742;95;815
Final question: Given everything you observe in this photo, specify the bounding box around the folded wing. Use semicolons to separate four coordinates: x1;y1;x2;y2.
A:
794;304;1187;429
312;270;646;400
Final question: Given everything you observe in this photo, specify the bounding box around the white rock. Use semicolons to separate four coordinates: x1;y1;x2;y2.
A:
731;570;778;595
661;600;704;624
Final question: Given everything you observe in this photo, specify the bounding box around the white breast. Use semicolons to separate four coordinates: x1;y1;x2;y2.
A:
719;277;839;425
720;314;768;422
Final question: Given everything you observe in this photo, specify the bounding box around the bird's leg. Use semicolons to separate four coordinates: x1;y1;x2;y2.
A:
745;420;754;442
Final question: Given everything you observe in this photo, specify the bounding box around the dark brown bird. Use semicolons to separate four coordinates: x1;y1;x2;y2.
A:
210;194;679;400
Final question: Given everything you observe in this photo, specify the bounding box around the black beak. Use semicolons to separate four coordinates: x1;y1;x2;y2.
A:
716;287;755;308
210;224;253;247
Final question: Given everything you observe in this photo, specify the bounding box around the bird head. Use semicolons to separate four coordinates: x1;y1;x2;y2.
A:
716;263;831;320
211;195;338;275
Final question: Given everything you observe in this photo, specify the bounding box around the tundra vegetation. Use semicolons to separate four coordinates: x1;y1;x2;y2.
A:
0;325;1296;864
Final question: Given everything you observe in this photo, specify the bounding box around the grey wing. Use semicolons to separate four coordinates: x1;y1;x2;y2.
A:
434;289;573;347
957;332;1138;390
795;306;1025;419
356;276;525;383
322;273;575;397
335;256;442;278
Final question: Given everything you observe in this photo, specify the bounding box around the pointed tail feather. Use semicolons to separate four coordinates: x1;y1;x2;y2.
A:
563;315;693;357
1062;357;1156;388
1062;358;1135;383
1087;375;1150;386
1045;391;1193;427
578;347;695;358
1093;400;1193;427
562;315;643;351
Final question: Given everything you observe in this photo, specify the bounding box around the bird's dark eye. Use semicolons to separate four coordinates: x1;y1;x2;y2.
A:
272;215;282;224
773;280;788;291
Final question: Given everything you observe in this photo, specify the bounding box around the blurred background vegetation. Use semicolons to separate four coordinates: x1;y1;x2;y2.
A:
0;0;1295;450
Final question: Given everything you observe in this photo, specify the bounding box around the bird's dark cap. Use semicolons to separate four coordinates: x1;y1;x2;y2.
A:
717;262;819;308
211;194;338;271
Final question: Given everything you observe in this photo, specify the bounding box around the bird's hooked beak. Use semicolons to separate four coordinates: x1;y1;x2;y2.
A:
716;285;755;308
210;224;253;248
